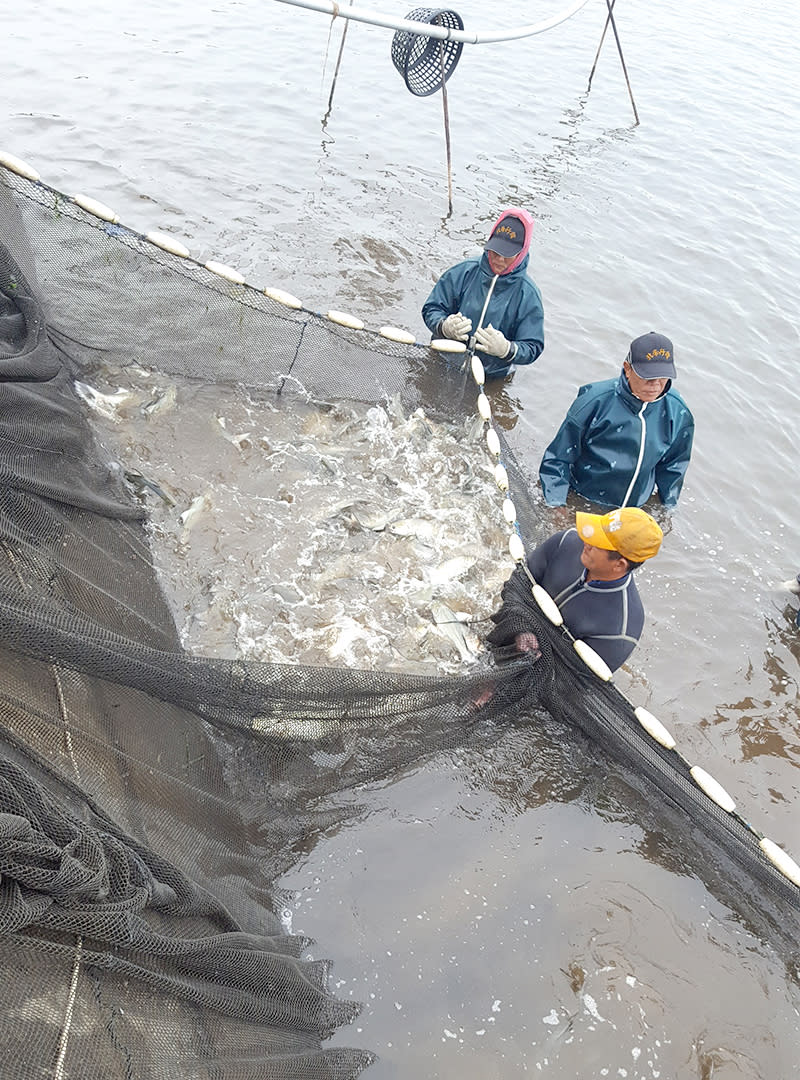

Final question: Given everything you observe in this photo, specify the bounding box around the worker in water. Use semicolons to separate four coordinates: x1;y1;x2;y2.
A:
487;506;664;674
539;332;694;510
422;207;544;380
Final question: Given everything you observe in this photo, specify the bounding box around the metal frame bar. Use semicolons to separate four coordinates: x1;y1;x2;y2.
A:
271;0;594;44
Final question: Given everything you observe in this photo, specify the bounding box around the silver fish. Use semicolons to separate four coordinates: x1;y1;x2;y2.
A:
429;555;476;586
251;714;345;742
388;517;438;541
142;385;178;417
349;503;389;532
430;601;482;663
179;493;211;531
269;582;304;604
465;413;487;442
74;381;131;421
386;392;406;425
214;415;252;448
124;470;176;508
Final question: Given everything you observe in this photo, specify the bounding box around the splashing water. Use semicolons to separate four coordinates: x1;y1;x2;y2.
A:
82;366;512;675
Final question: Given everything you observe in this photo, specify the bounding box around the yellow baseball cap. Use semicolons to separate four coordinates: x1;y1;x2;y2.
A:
575;507;663;563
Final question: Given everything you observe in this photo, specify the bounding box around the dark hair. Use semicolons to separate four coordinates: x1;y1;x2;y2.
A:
605;549;643;572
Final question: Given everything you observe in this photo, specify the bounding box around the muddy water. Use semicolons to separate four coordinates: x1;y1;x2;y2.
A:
84;369;512;673
6;0;800;1074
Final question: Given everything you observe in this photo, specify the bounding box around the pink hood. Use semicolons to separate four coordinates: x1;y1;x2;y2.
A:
486;207;534;274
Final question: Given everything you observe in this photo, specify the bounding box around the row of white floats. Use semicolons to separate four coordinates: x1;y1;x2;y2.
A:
0;150;419;344
2;147;799;892
436;335;800;891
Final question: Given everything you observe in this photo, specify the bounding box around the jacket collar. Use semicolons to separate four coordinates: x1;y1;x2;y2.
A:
478;250;529;281
615;368;672;410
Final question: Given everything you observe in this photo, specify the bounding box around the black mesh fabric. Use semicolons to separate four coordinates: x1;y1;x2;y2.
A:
0;162;799;1078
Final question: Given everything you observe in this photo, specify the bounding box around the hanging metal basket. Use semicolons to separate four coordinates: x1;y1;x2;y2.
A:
391;9;464;97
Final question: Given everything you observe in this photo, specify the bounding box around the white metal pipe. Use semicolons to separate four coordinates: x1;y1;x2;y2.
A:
271;0;594;44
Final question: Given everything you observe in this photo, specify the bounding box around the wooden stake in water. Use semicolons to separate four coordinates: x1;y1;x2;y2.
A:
587;0;614;87
588;0;640;126
322;0;353;124
436;18;454;215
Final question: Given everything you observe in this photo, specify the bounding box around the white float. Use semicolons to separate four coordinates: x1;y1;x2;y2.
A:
72;194;118;223
0;151;40;181
430;338;467;353
146;231;190;258
573;639;613;681
493;463;509;491
327;309;365;330
264;286;303;309
759;838;800;887
532;583;563;626
689;765;736;813
205;261;246;284
502;498;516;524
477;394;492;421
486;428;501;456
508;533;525;563
471;355;486;386
379;325;415;344
633;706;676;750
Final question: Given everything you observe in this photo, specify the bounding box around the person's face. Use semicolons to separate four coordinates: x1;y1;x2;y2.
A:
486;250;516;275
580;542;627;579
624;360;669;402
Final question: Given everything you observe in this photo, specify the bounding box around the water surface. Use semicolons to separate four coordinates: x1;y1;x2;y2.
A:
5;0;800;1075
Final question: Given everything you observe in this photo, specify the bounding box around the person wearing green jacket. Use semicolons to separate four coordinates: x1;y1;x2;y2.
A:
421;208;544;379
539;332;694;509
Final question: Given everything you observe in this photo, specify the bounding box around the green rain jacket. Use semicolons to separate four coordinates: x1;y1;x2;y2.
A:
421;208;544;379
539;370;694;508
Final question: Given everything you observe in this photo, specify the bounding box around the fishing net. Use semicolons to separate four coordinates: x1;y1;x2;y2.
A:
0;160;798;1079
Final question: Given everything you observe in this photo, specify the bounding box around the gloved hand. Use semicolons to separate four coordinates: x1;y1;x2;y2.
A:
475;324;512;359
439;312;472;341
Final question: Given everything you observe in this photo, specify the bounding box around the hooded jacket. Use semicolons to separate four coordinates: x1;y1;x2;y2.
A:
539;369;694;508
421;208;544;379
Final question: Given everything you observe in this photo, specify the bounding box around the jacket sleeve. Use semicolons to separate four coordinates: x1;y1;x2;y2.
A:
538;397;586;506
504;283;544;367
654;403;695;506
421;265;465;337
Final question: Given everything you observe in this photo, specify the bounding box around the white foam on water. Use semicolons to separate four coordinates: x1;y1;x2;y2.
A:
91;368;511;675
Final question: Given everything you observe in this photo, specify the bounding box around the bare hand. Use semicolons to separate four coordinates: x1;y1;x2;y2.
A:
514;632;541;657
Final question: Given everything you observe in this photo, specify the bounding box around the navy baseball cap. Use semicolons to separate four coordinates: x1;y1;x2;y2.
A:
485;216;525;257
628;332;676;379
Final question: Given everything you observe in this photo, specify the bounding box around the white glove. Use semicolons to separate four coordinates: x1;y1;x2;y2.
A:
475;324;511;359
439;312;472;341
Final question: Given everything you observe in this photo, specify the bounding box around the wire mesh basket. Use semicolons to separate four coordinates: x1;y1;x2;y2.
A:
391;8;464;97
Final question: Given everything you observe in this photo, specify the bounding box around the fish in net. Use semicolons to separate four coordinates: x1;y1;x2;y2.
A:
0;160;798;1079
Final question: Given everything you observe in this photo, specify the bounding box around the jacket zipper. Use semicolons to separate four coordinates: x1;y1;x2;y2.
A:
621;401;647;507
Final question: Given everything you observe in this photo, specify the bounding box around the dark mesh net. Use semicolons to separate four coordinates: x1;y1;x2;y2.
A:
0;161;798;1078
